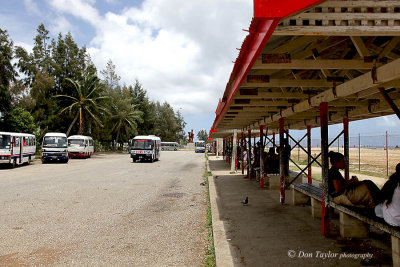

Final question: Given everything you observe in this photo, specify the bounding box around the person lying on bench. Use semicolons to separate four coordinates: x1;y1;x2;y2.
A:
375;163;400;226
328;151;381;208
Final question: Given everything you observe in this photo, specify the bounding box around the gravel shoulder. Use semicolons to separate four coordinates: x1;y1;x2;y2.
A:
0;151;207;266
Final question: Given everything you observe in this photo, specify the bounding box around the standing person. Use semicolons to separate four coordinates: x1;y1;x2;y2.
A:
375;163;400;226
328;151;381;208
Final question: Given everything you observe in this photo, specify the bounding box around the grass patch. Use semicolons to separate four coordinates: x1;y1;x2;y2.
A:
203;160;216;267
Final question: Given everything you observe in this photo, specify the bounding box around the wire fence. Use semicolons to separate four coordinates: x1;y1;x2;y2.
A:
285;132;400;179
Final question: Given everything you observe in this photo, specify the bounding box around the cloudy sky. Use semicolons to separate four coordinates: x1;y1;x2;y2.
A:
1;0;400;140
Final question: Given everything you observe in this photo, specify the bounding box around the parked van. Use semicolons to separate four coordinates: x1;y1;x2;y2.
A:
41;133;68;163
0;131;36;168
67;135;94;158
129;135;161;162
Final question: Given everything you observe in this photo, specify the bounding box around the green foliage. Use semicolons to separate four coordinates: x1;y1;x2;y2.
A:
108;85;143;149
2;23;186;148
56;74;109;135
197;129;208;142
7;108;36;133
0;27;15;117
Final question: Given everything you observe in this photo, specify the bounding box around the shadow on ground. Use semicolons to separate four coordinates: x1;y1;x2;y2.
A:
208;155;392;267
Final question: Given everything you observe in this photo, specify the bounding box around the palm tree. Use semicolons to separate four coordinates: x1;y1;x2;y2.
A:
56;74;109;135
110;97;143;150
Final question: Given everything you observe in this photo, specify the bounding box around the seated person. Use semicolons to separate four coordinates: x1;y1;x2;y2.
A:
375;163;400;226
328;151;381;208
265;147;279;173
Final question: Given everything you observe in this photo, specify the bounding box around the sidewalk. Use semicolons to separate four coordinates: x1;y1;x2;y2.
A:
207;155;392;267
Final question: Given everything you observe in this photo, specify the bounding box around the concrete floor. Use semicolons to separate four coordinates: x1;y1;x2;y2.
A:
208;155;393;267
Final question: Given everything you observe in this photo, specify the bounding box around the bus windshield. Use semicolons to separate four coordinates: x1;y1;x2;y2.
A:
43;136;67;148
132;139;153;149
68;139;85;147
0;135;11;149
195;142;205;147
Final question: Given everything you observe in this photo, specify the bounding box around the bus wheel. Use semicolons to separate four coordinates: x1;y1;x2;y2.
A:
11;159;16;168
27;156;31;165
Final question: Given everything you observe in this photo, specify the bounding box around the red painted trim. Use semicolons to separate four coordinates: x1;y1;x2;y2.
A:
212;18;279;130
254;0;325;19
211;0;325;133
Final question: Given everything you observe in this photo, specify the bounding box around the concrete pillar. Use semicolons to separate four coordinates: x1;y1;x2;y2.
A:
307;125;312;184
311;198;322;219
320;102;330;235
343;117;349;180
230;130;237;173
269;175;280;190
391;236;400;267
339;212;369;238
292;189;310;205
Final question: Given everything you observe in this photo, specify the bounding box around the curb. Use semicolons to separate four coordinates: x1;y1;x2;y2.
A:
208;172;235;267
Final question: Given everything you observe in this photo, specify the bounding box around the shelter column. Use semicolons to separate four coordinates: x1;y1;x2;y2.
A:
343;118;349;180
248;129;252;180
241;132;245;174
231;129;237;173
307;125;312;184
260;125;264;188
279;118;285;204
320;102;330;235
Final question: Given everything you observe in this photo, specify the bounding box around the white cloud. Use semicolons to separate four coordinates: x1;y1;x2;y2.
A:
48;15;74;35
46;0;252;119
23;0;41;15
377;115;400;127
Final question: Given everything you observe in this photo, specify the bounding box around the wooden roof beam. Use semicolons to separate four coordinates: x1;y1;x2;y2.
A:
253;59;373;70
263;58;400;125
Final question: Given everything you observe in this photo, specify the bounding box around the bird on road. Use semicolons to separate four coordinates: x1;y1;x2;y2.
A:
241;196;248;205
200;181;207;186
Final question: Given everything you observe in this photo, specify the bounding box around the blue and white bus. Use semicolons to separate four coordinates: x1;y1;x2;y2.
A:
195;140;206;153
0;131;36;168
130;135;161;162
41;133;69;163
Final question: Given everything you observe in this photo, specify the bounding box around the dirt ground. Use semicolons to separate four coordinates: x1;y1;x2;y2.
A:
0;151;207;266
291;147;400;178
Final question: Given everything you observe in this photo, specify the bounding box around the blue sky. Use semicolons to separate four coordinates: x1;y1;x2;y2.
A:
1;0;399;141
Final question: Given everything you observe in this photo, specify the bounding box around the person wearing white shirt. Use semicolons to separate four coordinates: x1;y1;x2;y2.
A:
375;163;400;226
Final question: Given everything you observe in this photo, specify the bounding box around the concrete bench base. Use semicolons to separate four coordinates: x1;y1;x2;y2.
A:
339;211;369;238
269;175;280;190
291;188;310;205
311;198;322;219
392;236;400;266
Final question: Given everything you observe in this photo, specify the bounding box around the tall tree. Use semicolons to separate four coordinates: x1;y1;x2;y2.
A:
101;59;120;90
109;87;143;150
56;74;108;135
197;130;208;141
130;80;156;135
0;28;16;120
6;107;36;133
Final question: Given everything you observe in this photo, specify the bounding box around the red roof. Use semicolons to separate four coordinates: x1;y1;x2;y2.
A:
210;0;325;135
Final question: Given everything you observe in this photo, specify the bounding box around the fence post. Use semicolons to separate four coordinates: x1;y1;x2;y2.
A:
358;133;361;172
387;131;389;177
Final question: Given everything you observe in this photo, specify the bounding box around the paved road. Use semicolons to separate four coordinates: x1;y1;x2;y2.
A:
0;151;206;266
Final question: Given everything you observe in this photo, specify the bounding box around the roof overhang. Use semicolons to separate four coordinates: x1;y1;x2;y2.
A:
210;0;400;138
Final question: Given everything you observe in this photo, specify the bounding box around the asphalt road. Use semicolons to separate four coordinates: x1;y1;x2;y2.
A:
0;151;207;266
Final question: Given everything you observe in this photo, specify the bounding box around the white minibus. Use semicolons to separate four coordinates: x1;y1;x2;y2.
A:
0;131;36;168
195;140;206;153
41;133;69;163
130;135;161;162
161;142;179;151
67;135;94;158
